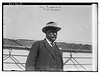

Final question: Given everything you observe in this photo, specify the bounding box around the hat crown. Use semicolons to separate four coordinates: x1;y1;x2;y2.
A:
46;22;57;27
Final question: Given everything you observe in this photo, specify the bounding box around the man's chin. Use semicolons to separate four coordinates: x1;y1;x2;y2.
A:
51;38;56;42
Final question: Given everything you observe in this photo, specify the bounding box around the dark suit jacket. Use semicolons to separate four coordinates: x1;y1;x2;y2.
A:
25;39;63;71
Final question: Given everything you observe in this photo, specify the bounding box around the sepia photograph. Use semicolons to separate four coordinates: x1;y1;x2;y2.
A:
2;2;98;72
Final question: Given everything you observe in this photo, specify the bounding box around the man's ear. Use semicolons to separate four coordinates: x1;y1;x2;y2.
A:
46;30;49;34
45;31;47;35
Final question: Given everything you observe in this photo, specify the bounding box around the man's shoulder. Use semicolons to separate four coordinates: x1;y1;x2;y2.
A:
34;39;44;44
31;40;44;47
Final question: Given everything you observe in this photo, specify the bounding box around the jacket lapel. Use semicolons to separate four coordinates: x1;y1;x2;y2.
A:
43;39;56;60
55;43;63;58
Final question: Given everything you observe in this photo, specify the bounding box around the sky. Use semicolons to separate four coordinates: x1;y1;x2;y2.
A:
3;5;92;44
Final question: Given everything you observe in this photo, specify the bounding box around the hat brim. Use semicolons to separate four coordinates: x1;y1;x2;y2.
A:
42;26;61;33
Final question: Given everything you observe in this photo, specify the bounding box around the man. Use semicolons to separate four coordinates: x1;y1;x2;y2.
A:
25;21;63;71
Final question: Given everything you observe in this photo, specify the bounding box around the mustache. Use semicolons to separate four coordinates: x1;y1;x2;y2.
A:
51;36;57;38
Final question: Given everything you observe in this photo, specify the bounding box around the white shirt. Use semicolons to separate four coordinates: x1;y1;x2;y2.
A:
46;38;55;47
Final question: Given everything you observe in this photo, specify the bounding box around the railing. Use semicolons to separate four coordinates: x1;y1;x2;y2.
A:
3;45;92;71
63;52;92;71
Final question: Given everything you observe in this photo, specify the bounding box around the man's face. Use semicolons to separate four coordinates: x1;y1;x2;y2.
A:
46;30;57;42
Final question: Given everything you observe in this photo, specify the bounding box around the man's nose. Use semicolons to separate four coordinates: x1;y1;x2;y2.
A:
52;33;57;37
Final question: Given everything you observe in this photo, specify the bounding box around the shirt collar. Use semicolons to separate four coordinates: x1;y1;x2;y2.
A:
46;38;55;46
46;38;52;44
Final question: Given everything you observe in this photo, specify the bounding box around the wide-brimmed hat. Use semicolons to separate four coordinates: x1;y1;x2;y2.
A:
42;22;61;33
